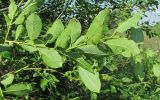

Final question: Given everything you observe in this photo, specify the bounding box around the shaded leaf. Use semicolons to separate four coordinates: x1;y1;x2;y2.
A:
133;63;145;81
129;28;144;43
0;51;11;59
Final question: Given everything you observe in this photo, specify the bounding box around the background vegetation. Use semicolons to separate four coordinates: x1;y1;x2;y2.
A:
0;0;160;99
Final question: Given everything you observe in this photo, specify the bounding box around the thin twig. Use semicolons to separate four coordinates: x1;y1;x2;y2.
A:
0;2;26;13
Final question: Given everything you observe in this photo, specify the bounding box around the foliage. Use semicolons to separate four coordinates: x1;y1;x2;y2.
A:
0;0;160;99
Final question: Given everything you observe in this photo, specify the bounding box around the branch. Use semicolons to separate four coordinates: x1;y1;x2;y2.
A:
0;7;8;12
0;2;26;13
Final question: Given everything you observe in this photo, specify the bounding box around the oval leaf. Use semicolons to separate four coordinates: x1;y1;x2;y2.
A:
15;25;25;40
46;19;64;43
79;66;101;93
38;48;63;68
77;45;106;56
76;58;94;73
105;38;140;57
1;74;14;86
153;63;160;77
8;0;17;19
26;13;42;40
14;13;25;25
5;83;32;96
115;11;142;33
55;18;81;48
85;9;110;44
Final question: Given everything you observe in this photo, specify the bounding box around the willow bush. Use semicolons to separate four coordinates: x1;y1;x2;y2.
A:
0;0;160;99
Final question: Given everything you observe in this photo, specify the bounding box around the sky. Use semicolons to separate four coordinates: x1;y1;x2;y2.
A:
44;0;160;26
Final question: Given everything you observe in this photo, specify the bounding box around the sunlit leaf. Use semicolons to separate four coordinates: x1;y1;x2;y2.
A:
105;38;140;57
1;74;14;86
21;45;37;53
26;13;42;40
14;13;25;25
5;83;32;96
115;11;142;33
153;63;160;77
77;45;106;56
76;57;94;73
46;19;64;43
79;66;101;93
3;13;10;26
0;87;4;100
38;48;63;68
85;9;110;44
15;25;25;40
56;18;81;48
8;0;17;19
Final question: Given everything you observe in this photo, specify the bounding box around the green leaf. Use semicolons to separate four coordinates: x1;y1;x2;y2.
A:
0;51;11;59
153;63;160;77
46;19;64;43
73;35;85;46
22;0;44;15
3;13;10;26
26;13;42;40
38;48;63;68
40;78;49;91
129;28;144;43
77;45;106;56
14;13;25;25
122;77;132;83
21;45;37;53
35;0;45;7
22;1;37;15
105;38;140;57
1;74;14;86
0;44;12;52
76;57;94;73
115;11;142;33
133;63;145;81
56;18;81;48
85;9;110;44
0;87;4;100
15;25;25;40
69;19;81;44
55;31;70;48
79;66;101;93
8;0;17;19
5;83;32;96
